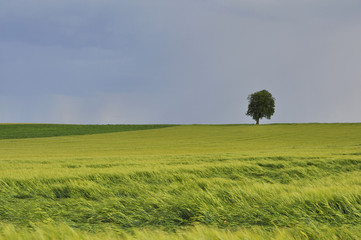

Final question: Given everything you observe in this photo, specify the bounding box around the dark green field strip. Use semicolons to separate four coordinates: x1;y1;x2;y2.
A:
0;124;177;139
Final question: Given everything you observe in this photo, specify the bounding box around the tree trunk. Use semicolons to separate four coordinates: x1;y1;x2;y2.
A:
256;119;259;125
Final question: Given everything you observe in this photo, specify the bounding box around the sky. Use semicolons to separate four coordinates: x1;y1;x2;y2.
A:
1;0;361;124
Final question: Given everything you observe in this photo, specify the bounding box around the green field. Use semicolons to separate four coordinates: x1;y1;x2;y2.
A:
0;124;175;139
1;123;361;239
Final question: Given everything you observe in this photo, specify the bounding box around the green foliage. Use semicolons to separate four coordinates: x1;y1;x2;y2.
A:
246;89;275;124
0;124;175;139
0;123;361;238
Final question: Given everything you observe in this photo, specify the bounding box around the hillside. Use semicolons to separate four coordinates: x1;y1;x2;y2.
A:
0;123;361;239
0;124;175;139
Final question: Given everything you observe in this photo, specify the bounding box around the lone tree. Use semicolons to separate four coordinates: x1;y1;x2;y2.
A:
246;89;275;125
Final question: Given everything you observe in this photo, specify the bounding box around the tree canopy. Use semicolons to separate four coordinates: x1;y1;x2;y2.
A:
246;90;275;125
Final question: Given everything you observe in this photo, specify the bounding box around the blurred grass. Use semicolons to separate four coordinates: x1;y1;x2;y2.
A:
0;123;361;238
1;224;361;240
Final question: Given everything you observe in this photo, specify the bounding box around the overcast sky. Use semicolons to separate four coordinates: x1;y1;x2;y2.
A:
1;0;361;124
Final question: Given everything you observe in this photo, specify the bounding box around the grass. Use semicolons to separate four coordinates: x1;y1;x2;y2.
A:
1;224;361;240
0;123;361;239
0;124;175;139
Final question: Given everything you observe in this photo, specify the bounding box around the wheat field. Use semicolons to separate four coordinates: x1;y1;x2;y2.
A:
1;123;361;239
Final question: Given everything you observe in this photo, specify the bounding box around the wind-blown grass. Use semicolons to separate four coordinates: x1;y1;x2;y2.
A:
1;224;361;240
0;123;361;239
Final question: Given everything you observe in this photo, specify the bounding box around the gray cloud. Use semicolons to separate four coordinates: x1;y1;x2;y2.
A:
1;0;361;123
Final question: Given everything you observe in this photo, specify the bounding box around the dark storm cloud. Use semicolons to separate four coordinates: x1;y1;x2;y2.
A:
1;0;361;123
0;0;170;96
